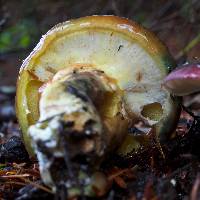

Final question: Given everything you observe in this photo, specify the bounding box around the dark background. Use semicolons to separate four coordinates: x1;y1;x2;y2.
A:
0;0;200;86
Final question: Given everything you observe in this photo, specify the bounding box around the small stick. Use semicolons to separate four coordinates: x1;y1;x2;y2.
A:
190;173;200;200
1;174;31;178
19;177;53;194
175;33;200;60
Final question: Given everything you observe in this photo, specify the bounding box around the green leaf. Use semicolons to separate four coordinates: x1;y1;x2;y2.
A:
0;19;39;53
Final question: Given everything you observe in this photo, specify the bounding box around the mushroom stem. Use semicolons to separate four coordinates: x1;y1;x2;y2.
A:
28;68;128;196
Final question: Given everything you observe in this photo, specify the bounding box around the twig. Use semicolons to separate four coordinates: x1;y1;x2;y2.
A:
175;33;200;60
4;181;27;187
111;0;121;16
19;177;53;194
108;168;130;180
0;174;52;193
1;174;31;178
190;173;200;200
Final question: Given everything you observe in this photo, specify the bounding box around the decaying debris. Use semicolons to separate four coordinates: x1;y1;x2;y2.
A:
0;136;29;163
16;16;181;197
16;181;54;200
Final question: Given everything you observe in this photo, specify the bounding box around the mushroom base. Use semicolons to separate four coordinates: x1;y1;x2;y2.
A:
28;69;127;197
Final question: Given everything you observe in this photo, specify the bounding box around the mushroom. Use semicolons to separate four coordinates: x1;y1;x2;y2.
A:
16;16;180;197
163;64;200;116
163;64;200;96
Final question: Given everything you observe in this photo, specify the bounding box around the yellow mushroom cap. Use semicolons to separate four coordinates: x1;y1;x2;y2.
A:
16;15;180;155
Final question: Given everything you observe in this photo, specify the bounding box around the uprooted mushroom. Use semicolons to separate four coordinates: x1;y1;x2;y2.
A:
16;15;180;197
